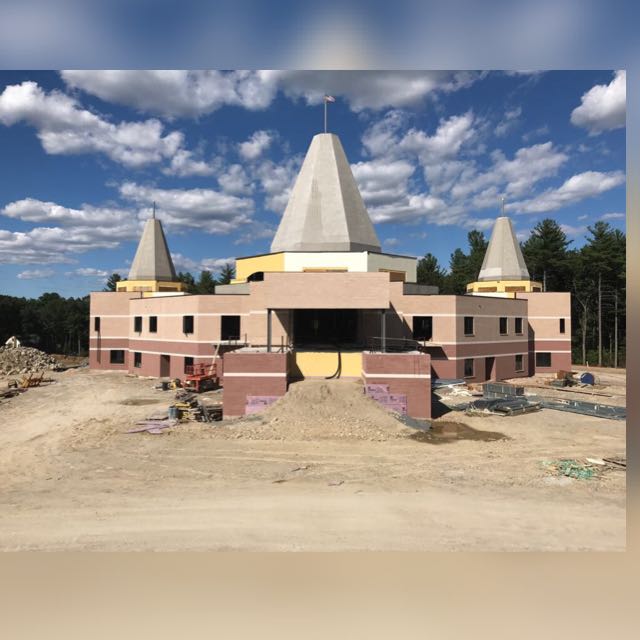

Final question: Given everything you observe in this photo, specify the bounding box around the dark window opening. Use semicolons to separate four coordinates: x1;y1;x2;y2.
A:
184;356;194;373
464;358;474;377
499;317;508;335
293;309;358;347
464;316;474;336
515;354;524;371
221;315;241;341
559;318;566;334
247;271;264;282
149;316;157;333
536;352;552;367
134;316;142;332
133;352;142;368
183;315;194;334
94;316;101;332
413;316;433;341
515;317;523;334
110;350;125;365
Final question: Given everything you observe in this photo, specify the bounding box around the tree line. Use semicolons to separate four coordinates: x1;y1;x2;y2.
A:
416;219;626;367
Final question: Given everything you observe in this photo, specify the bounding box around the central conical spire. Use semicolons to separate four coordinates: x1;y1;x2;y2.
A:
128;214;178;282
478;216;530;281
271;133;381;253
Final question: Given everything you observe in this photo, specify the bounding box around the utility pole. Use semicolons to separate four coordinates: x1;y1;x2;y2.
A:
598;272;602;366
614;289;618;369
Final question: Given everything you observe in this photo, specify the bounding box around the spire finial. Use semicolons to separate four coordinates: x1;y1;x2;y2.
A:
501;196;505;216
152;201;156;219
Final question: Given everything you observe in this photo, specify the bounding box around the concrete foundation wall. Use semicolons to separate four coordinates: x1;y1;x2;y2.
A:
362;352;431;419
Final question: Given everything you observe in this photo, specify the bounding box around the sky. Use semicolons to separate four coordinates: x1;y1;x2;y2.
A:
0;70;626;298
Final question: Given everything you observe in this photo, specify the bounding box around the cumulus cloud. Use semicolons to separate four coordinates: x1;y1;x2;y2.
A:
238;130;273;160
171;252;235;274
255;156;302;213
163;149;219;177
66;267;108;277
600;212;625;220
17;268;55;279
494;106;522;137
218;164;254;196
509;170;625;214
59;70;483;118
0;81;184;168
571;70;626;135
119;182;254;234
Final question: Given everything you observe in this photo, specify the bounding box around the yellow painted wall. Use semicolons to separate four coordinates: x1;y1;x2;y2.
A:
290;351;363;378
116;279;184;293
466;279;542;296
234;253;285;282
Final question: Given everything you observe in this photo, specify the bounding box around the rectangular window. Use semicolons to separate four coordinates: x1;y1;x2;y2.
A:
412;316;433;341
133;352;142;368
463;316;474;336
536;352;552;368
515;317;523;335
94;316;101;332
109;349;125;365
559;318;566;334
184;356;194;373
149;316;157;333
464;358;474;377
499;317;508;335
134;316;142;332
221;315;241;341
515;354;524;372
183;315;194;334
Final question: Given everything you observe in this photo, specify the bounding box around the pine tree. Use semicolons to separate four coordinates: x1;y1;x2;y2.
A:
103;273;121;292
467;230;488;282
217;263;235;285
445;248;471;294
196;270;216;294
177;271;196;293
416;253;446;290
521;219;571;291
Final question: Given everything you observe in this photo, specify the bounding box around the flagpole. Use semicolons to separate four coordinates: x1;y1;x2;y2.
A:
324;99;327;133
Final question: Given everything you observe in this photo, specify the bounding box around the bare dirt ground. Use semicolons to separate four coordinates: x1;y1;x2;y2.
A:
0;368;626;551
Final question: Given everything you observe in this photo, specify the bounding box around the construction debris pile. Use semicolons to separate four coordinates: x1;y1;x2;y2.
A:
0;346;60;376
467;382;542;416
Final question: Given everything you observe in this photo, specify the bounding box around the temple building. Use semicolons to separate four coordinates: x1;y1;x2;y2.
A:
89;132;571;420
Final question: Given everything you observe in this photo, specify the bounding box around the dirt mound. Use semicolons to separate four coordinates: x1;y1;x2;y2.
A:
0;345;61;376
221;378;414;441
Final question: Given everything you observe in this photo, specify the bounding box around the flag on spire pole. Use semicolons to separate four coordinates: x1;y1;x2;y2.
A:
324;95;335;102
323;96;335;133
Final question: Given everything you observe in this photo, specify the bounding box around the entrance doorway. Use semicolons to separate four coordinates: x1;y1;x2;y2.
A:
160;354;171;377
485;356;496;381
293;309;359;347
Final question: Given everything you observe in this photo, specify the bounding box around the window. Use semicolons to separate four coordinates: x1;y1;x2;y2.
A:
133;352;142;368
149;316;157;333
221;315;241;341
464;316;474;336
412;316;433;341
184;356;194;373
559;318;566;334
515;354;524;372
183;315;194;334
515;317;523;335
464;358;474;377
134;316;142;332
536;352;552;368
109;350;125;364
499;317;508;335
94;316;101;332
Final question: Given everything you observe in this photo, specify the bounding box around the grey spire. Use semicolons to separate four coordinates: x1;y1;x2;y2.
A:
478;216;530;281
271;133;381;253
128;216;178;281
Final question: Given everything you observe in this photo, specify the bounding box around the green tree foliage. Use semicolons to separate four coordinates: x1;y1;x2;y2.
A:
195;270;217;294
442;231;488;294
177;271;197;293
521;219;571;291
217;263;235;285
416;253;446;290
103;273;122;292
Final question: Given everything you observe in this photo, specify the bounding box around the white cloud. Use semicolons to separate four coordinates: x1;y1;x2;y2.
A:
600;212;625;220
255;157;302;213
571;70;626;135
383;237;400;247
0;81;184;168
560;223;588;237
351;159;416;208
233;222;277;246
577;214;589;220
60;70;482;117
119;182;254;234
218;164;254;196
509;170;625;214
238;130;273;160
66;267;109;277
17;268;55;279
494;106;522;137
171;252;235;274
163;150;218;177
521;124;549;142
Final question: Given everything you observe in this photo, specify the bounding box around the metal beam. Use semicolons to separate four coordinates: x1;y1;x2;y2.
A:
381;309;386;353
267;308;272;353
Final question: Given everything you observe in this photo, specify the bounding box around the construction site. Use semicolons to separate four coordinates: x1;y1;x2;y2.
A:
0;131;626;551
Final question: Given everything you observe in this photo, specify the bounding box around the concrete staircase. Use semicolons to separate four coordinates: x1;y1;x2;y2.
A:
364;384;407;415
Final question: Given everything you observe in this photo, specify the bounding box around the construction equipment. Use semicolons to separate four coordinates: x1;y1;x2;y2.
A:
183;344;220;393
7;371;53;389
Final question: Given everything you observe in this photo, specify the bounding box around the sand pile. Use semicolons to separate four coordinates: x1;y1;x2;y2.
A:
222;378;414;441
0;345;60;376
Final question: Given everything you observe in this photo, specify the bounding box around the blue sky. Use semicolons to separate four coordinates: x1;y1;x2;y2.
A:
0;70;626;298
